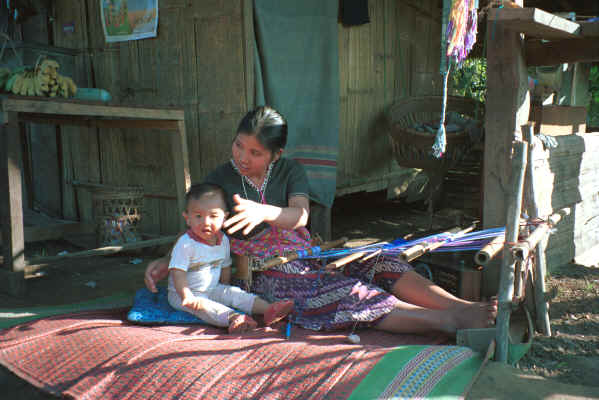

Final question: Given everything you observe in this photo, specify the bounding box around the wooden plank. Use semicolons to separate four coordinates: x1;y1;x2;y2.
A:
579;21;599;37
18;114;180;131
1;113;26;272
488;8;581;39
2;98;185;120
525;38;599;66
530;105;587;135
242;0;255;111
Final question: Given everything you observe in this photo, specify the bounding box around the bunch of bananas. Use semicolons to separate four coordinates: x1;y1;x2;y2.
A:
1;58;77;98
0;67;12;90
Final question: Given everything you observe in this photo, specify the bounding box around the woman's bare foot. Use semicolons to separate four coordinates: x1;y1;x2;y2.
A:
264;299;294;326
442;299;498;334
228;314;258;334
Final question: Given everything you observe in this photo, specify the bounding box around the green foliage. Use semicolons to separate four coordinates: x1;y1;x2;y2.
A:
588;65;599;128
449;58;487;103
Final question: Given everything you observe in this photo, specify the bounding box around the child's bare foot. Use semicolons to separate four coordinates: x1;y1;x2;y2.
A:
228;314;258;334
264;299;294;326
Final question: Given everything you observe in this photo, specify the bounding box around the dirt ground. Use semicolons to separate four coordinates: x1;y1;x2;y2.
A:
1;191;598;399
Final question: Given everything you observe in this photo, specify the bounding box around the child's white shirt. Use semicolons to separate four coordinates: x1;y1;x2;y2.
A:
167;233;232;293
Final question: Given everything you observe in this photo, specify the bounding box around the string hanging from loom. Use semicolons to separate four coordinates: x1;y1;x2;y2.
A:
433;0;479;158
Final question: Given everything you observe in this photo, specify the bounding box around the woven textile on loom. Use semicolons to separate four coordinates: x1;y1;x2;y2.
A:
0;308;484;399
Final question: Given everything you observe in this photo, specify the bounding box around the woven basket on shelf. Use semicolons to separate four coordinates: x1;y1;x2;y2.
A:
91;186;144;246
385;96;483;213
385;95;482;172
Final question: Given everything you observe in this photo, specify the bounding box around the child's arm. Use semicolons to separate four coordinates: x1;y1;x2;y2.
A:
220;266;231;285
219;236;233;285
171;268;204;312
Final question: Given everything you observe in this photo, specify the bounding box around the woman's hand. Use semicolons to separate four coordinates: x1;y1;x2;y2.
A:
144;257;169;293
223;194;279;235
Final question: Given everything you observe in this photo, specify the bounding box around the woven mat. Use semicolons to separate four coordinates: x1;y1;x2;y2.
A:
0;309;454;400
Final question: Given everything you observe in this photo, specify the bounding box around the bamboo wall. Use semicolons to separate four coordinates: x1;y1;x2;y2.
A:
337;0;442;195
50;1;253;235
532;133;599;270
25;0;443;235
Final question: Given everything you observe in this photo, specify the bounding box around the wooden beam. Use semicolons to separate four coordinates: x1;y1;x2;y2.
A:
18;113;180;131
2;98;185;121
1;113;26;273
25;236;179;270
0;222;95;243
525;38;599;65
488;7;580;39
483;2;531;296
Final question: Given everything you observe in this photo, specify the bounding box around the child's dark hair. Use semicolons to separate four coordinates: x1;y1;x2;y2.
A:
236;105;287;154
185;183;227;211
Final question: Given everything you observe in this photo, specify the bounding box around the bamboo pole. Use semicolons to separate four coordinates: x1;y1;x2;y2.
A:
475;234;505;265
24;235;179;274
511;208;568;262
325;251;369;270
496;140;528;363
259;237;348;270
524;125;567;336
398;225;475;263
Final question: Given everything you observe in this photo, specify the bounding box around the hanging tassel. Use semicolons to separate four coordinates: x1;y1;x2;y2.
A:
433;63;451;158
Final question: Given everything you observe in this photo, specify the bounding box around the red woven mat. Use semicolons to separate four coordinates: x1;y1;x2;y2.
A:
0;309;446;399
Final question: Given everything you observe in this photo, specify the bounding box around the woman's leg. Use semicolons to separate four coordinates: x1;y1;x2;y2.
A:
391;270;473;309
385;270;497;331
374;296;494;335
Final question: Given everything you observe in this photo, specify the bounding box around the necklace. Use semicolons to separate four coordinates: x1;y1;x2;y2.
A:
230;159;274;204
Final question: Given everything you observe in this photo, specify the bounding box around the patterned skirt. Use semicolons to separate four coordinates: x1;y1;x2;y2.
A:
250;256;413;331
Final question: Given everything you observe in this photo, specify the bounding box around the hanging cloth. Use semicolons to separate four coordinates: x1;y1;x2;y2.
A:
339;0;369;27
433;0;479;158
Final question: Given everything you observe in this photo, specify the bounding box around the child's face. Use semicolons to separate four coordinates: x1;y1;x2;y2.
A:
183;195;227;244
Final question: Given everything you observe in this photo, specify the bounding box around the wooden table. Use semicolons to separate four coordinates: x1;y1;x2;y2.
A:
1;97;191;295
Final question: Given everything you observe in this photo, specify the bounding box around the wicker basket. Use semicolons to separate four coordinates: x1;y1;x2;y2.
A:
385;96;483;212
385;95;483;172
91;186;144;246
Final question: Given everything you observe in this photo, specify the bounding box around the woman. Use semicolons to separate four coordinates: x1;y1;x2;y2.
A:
145;106;497;335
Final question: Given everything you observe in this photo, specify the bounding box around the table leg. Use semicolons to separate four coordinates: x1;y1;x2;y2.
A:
1;112;26;295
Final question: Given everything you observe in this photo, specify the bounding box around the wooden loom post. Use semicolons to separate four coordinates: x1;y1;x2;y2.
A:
495;140;528;363
525;125;551;336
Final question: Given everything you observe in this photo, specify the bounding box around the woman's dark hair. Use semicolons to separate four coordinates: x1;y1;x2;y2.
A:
185;183;227;211
236;106;288;154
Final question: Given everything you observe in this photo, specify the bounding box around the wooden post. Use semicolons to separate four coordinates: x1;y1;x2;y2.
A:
0;113;26;295
495;140;528;363
242;0;255;111
483;0;530;297
525;125;551;336
171;119;192;230
310;202;332;242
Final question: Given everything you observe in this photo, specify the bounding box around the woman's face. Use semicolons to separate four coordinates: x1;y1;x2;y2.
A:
232;133;279;179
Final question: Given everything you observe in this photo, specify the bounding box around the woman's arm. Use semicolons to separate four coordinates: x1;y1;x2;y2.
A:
144;256;170;293
223;194;309;235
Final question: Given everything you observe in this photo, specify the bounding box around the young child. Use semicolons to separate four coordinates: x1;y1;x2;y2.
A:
167;183;294;333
